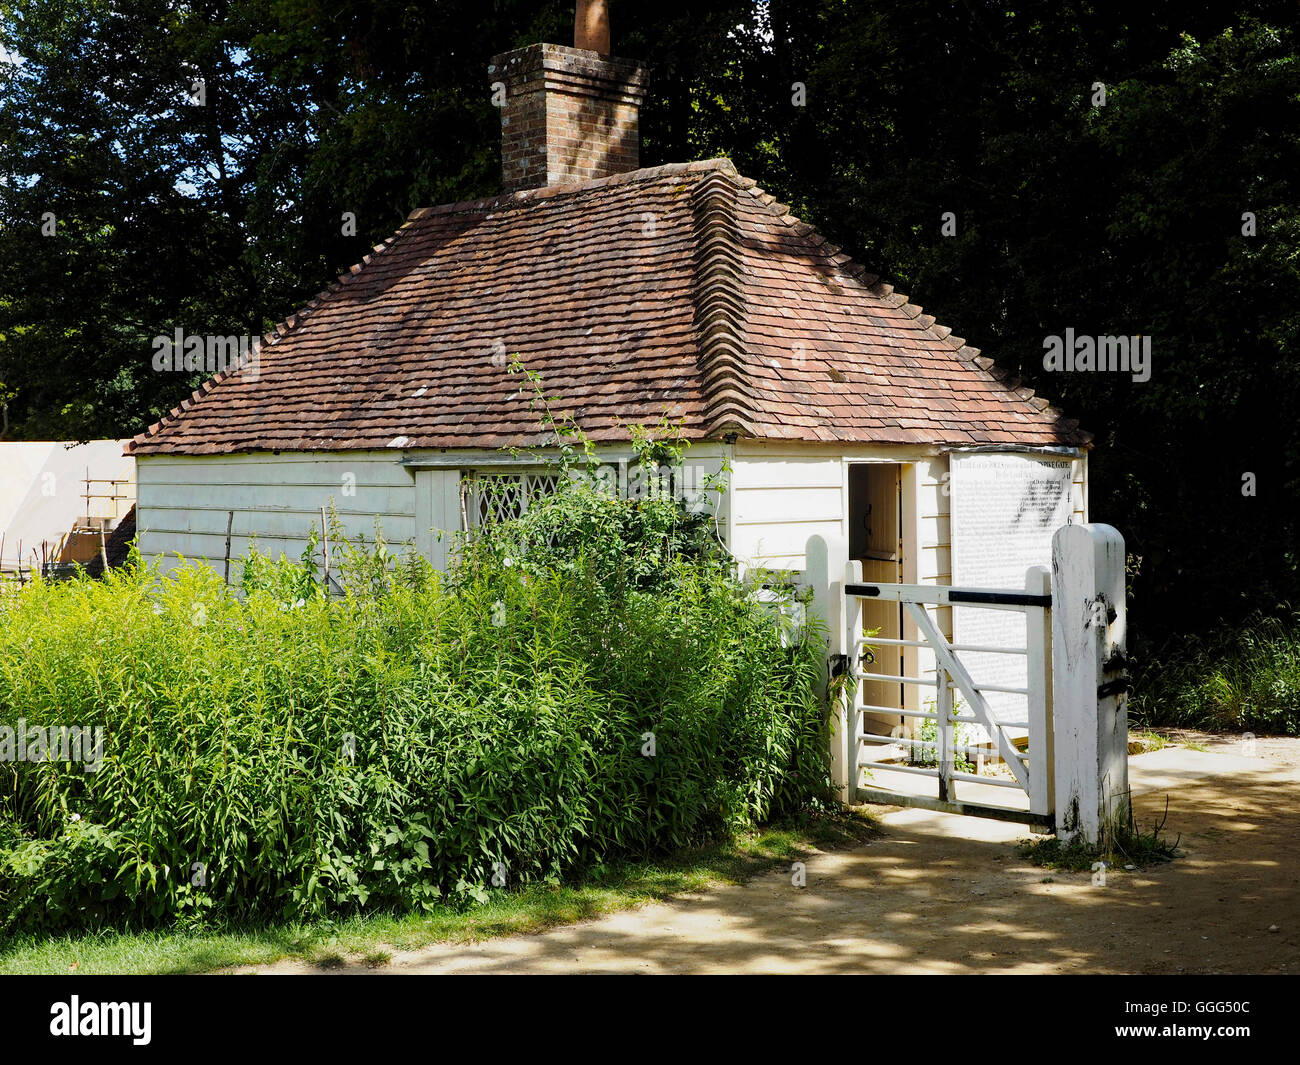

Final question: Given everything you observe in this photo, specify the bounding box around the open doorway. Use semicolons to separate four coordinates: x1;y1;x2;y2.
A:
848;463;906;738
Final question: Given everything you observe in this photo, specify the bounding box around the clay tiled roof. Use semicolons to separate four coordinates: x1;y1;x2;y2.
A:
128;159;1087;456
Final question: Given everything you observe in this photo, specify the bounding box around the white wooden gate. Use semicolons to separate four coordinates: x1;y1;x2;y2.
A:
843;570;1055;826
806;524;1130;842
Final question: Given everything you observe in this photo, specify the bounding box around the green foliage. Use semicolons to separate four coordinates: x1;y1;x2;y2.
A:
0;467;831;935
0;0;305;438
1131;613;1300;735
0;817;128;932
461;373;731;600
4;0;1297;644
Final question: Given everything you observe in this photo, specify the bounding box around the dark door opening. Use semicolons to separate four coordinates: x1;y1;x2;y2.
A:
848;463;905;737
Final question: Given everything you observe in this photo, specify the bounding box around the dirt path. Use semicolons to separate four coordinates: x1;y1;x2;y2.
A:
1156;728;1300;769
252;743;1300;975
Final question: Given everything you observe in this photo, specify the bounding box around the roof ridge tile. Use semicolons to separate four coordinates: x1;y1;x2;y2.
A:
691;169;759;438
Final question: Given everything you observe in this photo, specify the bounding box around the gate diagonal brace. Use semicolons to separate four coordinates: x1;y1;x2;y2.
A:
902;601;1031;793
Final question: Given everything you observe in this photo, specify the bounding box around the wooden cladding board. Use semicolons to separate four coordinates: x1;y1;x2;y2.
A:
136;451;418;572
730;451;844;571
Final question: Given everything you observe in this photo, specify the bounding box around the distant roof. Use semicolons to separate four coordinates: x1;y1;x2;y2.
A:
129;159;1087;456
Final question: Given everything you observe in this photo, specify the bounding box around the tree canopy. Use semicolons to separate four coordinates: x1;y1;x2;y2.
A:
1;0;1297;643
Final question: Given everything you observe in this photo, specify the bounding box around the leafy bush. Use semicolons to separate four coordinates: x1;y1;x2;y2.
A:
0;438;831;935
1131;612;1300;735
0;818;130;931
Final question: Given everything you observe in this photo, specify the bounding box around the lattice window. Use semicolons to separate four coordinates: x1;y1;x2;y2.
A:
461;471;560;532
525;472;560;500
471;475;525;527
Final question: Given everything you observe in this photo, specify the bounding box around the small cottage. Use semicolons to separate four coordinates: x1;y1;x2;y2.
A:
128;5;1090;731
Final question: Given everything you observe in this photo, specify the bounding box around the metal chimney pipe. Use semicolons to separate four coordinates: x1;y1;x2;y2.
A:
575;0;611;54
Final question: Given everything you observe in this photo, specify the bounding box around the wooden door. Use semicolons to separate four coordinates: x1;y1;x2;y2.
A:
848;464;905;737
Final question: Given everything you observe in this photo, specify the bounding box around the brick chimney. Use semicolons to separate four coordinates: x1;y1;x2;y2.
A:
488;4;648;192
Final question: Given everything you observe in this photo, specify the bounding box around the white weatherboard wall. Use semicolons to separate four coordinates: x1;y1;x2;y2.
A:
729;447;844;571
136;451;417;572
137;444;732;575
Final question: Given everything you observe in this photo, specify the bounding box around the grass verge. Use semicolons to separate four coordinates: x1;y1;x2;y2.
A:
1130;730;1173;753
1132;613;1300;735
0;810;877;975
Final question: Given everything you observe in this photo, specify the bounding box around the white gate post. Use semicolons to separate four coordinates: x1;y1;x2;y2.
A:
935;663;954;802
1025;565;1054;817
806;535;852;803
844;558;863;805
1050;524;1129;843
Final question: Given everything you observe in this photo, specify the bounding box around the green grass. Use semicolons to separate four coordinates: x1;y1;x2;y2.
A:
0;811;877;975
1132;613;1300;735
1131;729;1172;752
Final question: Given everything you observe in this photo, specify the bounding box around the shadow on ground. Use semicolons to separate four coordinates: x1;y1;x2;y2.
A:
255;748;1299;975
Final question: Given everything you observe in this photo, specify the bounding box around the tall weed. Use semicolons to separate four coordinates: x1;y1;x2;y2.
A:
0;443;830;934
